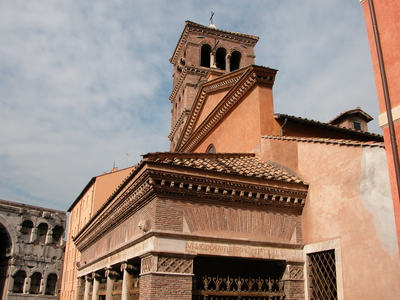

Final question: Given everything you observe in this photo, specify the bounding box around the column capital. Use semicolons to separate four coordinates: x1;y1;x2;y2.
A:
120;262;136;272
105;267;119;278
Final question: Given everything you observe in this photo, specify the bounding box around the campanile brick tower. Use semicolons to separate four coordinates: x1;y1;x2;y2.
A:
168;21;259;151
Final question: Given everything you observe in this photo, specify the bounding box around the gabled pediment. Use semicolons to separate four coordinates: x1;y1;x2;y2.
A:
176;65;278;152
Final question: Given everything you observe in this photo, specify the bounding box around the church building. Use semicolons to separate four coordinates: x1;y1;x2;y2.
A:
61;21;400;300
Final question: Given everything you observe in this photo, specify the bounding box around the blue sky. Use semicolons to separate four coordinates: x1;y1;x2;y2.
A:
0;0;378;210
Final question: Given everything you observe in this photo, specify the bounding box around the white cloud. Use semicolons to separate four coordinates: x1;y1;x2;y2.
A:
0;0;379;210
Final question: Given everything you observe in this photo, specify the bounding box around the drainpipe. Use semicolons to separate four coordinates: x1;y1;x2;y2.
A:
280;118;288;136
368;0;400;198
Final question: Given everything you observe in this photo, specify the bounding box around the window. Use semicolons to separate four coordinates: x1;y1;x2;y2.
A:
52;225;64;243
201;44;211;67
216;47;226;70
13;270;27;293
37;223;48;243
20;220;33;242
45;274;58;295
307;249;337;300
207;144;216;153
353;121;362;131
29;272;42;294
230;51;241;71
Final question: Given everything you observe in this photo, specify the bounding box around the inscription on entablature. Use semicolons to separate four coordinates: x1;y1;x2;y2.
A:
186;241;302;261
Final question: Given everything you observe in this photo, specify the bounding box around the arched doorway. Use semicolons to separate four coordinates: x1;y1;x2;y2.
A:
0;223;11;298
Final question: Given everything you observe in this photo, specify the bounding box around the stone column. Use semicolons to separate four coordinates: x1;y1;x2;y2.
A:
120;263;135;300
91;273;100;300
45;229;53;244
29;228;37;243
210;51;216;68
24;277;30;294
282;262;305;300
139;253;194;300
105;268;119;300
38;276;44;295
226;54;231;72
83;275;93;300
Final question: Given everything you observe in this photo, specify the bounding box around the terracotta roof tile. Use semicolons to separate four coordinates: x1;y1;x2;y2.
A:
262;135;384;147
274;113;383;141
143;152;304;184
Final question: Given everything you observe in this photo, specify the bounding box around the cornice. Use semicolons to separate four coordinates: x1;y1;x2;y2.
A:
74;172;154;251
176;69;248;151
75;161;307;252
170;21;259;65
149;170;307;208
170;66;208;102
168;109;190;140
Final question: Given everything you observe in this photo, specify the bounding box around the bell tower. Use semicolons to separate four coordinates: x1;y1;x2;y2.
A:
168;21;259;150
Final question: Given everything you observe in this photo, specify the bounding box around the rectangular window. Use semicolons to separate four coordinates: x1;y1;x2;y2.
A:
307;249;337;300
353;121;362;131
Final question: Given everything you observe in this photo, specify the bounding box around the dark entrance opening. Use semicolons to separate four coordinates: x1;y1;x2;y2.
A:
0;223;11;298
193;256;286;300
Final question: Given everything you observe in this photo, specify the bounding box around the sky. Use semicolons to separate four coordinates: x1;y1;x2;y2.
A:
0;0;379;211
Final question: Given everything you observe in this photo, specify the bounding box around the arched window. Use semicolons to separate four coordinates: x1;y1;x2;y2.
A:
45;274;58;295
207;144;216;153
29;272;42;294
20;220;33;241
216;48;226;70
37;223;48;244
52;225;64;243
13;270;27;293
201;44;211;67
230;51;241;71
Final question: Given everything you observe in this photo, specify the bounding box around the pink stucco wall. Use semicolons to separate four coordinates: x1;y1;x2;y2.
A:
261;137;400;299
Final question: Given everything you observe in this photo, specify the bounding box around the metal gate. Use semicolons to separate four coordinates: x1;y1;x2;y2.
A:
192;275;285;300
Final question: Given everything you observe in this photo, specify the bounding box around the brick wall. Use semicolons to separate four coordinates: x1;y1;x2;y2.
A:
139;273;193;300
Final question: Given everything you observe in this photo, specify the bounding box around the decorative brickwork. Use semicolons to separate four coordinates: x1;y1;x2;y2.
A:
183;206;298;241
283;264;305;300
157;256;193;274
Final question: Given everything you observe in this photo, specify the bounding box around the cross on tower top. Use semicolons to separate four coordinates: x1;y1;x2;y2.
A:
210;11;214;25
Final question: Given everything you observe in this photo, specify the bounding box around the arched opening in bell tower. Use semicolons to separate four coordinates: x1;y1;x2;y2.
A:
201;44;211;67
230;50;241;71
216;47;226;70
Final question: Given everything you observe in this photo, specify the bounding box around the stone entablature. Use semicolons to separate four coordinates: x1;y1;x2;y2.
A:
74;153;307;254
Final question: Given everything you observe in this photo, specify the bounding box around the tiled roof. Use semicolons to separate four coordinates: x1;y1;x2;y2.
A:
262;135;385;147
329;107;373;124
274;113;383;141
143;152;304;184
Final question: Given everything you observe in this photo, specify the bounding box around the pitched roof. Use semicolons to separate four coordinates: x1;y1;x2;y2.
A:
274;113;383;141
329;107;373;124
143;152;304;184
